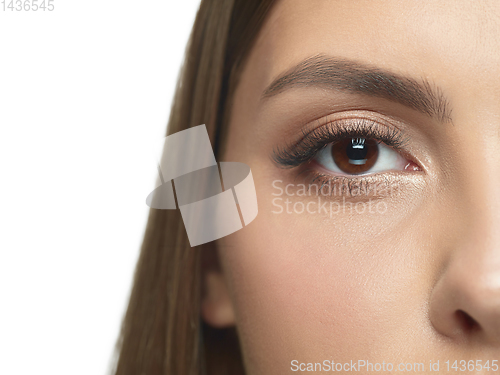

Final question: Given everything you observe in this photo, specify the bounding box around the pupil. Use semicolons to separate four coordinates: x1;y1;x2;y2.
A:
346;138;368;164
330;137;379;174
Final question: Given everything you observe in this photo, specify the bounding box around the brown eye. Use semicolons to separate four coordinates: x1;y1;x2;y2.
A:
331;138;379;174
315;135;410;176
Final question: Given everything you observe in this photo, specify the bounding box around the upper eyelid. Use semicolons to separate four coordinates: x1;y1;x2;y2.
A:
294;114;408;148
301;118;407;149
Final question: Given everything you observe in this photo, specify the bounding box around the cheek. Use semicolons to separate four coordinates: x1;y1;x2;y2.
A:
218;187;421;368
216;163;450;372
219;204;351;352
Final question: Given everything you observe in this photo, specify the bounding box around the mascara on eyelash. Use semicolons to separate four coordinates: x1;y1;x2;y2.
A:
271;118;409;168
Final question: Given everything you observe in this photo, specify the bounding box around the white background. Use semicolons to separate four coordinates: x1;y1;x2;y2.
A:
0;1;200;374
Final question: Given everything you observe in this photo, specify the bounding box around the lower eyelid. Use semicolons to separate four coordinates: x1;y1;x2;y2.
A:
283;167;405;201
282;162;427;202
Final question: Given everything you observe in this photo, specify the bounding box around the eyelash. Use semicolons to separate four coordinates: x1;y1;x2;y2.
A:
272;117;409;169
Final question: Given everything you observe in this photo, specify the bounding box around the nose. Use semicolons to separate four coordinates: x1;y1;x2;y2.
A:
429;221;500;346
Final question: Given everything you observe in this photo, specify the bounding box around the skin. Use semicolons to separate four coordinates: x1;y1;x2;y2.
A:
201;1;500;373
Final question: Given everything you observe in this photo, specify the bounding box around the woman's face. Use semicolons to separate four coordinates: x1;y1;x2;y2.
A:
207;1;500;373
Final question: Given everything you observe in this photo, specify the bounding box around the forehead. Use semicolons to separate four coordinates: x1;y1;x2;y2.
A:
244;0;500;100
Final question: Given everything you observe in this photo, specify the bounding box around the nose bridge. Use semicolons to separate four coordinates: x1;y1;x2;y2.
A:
458;116;500;244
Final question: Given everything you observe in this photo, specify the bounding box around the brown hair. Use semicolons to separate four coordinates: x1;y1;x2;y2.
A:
113;1;275;374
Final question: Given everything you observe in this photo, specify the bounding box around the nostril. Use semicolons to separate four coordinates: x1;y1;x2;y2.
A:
455;310;480;333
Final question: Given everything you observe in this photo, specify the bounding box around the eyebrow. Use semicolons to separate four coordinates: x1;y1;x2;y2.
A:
262;55;452;123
